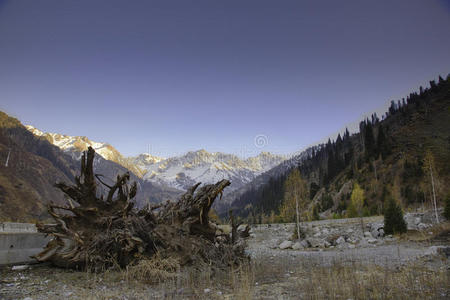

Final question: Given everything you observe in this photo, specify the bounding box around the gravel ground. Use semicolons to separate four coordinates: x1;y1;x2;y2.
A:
1;219;448;300
245;221;438;268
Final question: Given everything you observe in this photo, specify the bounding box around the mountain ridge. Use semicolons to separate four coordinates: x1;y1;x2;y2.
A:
25;126;287;194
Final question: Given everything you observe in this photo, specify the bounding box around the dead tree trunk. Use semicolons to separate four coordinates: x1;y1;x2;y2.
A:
35;147;245;271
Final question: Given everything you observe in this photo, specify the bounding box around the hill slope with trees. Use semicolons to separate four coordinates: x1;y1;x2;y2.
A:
230;75;450;223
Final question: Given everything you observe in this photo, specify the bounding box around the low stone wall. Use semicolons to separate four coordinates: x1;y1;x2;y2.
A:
0;223;50;265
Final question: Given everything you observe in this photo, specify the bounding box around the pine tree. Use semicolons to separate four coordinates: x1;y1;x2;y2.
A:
364;121;375;159
444;194;450;220
376;124;390;159
384;197;407;234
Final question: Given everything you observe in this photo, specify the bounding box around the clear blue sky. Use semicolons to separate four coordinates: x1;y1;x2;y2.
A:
0;0;449;158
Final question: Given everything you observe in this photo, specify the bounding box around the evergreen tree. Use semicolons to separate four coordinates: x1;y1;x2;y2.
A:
384;197;407;234
364;121;375;159
444;193;450;220
376;124;390;159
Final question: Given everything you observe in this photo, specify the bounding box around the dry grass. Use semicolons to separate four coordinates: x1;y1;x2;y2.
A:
1;251;448;299
124;255;180;284
293;261;449;299
399;221;450;243
249;253;449;299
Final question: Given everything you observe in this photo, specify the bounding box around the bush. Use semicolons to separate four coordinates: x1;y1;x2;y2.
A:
346;202;358;218
384;197;407;234
444;194;450;220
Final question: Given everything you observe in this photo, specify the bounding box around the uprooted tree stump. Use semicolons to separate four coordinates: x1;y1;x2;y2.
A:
35;147;248;271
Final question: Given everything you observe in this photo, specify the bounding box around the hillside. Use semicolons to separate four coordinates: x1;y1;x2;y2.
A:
0;112;180;221
0;112;79;221
230;75;450;221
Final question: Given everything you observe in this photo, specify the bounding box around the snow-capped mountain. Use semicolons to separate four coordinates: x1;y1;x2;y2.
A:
133;149;286;192
24;125;160;178
26;125;286;194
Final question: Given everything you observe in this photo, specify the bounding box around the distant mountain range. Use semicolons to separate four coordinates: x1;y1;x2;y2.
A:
25;126;287;195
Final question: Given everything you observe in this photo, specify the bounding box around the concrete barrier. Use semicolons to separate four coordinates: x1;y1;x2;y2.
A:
0;222;50;265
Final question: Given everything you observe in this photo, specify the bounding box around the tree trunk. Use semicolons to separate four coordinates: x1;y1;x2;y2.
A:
429;164;439;223
295;194;301;240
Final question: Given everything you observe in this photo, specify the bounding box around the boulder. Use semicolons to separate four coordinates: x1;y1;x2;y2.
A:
423;245;450;257
292;242;304;250
300;239;310;248
364;231;372;238
336;236;345;245
418;223;428;230
307;237;326;248
370;223;384;238
279;240;293;250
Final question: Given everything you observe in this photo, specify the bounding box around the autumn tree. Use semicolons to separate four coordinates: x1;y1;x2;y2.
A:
423;150;439;223
281;168;308;240
350;183;365;232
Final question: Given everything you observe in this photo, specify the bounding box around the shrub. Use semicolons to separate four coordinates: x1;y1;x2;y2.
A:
384;197;407;234
346;201;358;218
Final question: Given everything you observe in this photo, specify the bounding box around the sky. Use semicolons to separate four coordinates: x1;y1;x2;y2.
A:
0;0;449;158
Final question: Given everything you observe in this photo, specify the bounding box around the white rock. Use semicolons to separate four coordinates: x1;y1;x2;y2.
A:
418;223;427;230
336;236;345;245
204;288;211;294
364;231;372;238
348;244;356;249
279;240;293;249
23;298;33;300
414;217;421;225
346;229;354;233
367;238;377;244
313;232;321;237
12;265;29;271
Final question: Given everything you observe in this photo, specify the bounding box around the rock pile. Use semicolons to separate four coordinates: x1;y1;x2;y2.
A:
276;211;440;251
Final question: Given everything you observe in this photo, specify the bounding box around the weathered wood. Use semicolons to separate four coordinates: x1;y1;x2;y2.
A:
35;147;246;271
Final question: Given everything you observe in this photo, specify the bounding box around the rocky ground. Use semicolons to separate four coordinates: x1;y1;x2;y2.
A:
1;213;449;299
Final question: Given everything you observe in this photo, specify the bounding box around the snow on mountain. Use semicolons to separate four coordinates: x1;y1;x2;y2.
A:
135;149;286;192
24;125;155;178
25;126;286;193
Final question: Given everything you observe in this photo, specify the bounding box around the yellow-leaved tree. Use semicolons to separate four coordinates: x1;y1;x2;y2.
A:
281;168;308;240
350;183;365;232
423;150;439;223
